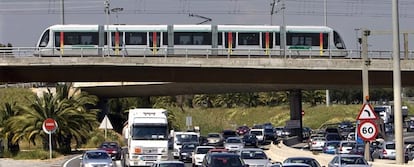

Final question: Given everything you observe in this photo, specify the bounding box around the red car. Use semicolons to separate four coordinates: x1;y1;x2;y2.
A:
99;141;122;160
236;126;250;136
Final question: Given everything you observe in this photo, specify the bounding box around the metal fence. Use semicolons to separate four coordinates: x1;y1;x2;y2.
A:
0;47;413;59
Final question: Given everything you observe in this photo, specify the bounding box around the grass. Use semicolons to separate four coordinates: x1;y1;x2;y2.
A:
169;104;363;135
11;149;61;160
169;103;414;135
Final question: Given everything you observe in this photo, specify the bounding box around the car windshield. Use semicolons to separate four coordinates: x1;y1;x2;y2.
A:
159;163;185;167
241;151;267;159
227;138;242;143
177;134;199;143
243;135;256;139
250;131;263;136
208;134;220;138
212;157;243;167
100;142;118;149
182;143;197;149
197;148;214;154
86;152;110;159
386;143;396;149
340;157;367;165
284;158;320;167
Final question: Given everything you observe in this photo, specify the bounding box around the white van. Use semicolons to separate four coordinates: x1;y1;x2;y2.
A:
249;129;265;143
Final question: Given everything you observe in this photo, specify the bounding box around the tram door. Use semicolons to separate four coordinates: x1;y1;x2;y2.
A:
111;31;123;55
261;32;273;55
149;32;161;54
224;32;236;54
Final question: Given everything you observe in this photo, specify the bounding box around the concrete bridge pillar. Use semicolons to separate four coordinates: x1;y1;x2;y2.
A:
289;89;303;141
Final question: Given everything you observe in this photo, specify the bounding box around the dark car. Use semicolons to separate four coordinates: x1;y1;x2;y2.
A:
222;130;238;140
407;120;414;132
236;126;250;136
325;133;342;141
264;128;276;143
98;141;122;160
348;143;374;161
202;152;247;167
179;142;199;162
283;157;322;167
242;134;259;148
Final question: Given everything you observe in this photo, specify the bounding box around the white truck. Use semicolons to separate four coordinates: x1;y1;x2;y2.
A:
171;131;200;159
122;108;169;167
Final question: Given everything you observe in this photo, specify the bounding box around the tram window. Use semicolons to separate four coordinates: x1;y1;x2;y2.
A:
287;33;328;49
163;32;168;45
238;32;259;45
54;32;99;47
125;32;146;45
39;30;50;47
218;32;222;45
333;31;345;49
174;32;211;45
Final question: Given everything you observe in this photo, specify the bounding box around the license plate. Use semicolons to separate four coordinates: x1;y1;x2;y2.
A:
143;156;157;160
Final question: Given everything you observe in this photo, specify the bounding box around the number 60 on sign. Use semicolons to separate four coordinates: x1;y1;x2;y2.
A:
357;120;378;141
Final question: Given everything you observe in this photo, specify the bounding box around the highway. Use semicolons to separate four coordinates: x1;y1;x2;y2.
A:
63;131;414;167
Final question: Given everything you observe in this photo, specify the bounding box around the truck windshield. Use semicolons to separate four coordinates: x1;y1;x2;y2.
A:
131;124;168;140
176;134;198;144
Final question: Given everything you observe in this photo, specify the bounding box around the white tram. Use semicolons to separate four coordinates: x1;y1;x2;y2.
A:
35;24;347;57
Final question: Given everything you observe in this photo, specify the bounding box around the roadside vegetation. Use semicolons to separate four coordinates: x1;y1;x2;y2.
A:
0;84;414;159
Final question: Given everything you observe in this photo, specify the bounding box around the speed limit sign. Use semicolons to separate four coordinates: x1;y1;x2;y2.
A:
357;120;378;141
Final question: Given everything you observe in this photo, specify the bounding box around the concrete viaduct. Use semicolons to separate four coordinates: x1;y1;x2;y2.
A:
1;56;414;140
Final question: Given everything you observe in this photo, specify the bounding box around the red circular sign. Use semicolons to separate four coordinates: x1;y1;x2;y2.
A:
357;120;378;141
43;118;57;131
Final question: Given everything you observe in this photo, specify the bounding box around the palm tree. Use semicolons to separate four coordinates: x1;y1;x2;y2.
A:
0;102;21;154
7;84;99;153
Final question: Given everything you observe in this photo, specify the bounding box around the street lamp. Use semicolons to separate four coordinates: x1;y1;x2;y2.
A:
111;7;124;24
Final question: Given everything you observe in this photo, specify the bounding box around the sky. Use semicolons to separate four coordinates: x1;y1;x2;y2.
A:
1;0;414;50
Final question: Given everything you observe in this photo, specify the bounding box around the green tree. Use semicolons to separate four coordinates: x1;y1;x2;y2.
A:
0;102;21;155
303;90;326;106
7;84;98;154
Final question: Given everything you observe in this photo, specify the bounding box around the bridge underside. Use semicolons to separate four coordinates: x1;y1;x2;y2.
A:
74;82;347;98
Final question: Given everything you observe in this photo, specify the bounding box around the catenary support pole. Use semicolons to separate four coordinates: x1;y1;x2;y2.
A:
392;0;404;164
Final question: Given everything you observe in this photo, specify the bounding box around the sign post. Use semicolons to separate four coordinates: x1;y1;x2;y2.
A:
42;118;58;160
99;115;113;140
356;102;378;161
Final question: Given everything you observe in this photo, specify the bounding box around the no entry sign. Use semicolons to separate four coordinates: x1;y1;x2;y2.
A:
43;118;58;134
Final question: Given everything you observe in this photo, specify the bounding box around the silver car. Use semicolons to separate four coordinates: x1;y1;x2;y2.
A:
224;137;244;152
238;148;272;167
80;150;113;167
328;154;370;167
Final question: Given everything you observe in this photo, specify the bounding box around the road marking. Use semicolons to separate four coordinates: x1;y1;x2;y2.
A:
63;155;82;167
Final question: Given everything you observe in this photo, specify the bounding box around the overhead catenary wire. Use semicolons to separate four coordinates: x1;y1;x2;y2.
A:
0;0;413;18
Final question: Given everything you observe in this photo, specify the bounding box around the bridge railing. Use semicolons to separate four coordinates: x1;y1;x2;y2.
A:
1;47;414;60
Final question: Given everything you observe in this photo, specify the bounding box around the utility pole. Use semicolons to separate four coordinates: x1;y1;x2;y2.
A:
392;0;404;164
270;0;286;57
361;29;371;161
105;0;110;56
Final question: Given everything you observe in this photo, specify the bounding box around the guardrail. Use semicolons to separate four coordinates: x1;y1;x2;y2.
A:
0;47;413;59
